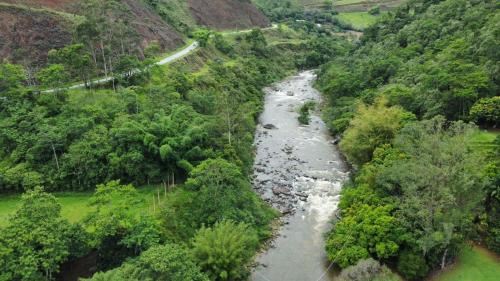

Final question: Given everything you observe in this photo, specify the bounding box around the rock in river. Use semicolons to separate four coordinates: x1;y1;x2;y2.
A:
272;186;291;196
263;124;277;130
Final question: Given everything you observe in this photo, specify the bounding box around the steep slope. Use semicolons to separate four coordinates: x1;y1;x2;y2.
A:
0;0;184;66
0;0;269;66
0;4;73;68
187;0;269;30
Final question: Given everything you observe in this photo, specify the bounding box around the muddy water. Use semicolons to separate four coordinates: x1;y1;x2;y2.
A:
251;71;348;281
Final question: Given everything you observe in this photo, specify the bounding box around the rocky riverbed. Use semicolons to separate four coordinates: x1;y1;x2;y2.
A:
251;71;348;281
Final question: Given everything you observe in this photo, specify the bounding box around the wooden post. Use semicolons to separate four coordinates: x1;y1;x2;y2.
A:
164;181;167;197
153;195;156;213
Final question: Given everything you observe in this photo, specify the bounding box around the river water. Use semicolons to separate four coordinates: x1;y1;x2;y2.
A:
251;71;348;281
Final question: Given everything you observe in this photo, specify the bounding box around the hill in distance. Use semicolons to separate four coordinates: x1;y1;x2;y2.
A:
0;0;269;67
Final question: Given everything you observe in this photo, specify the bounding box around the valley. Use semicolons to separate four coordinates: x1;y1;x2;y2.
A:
0;1;499;281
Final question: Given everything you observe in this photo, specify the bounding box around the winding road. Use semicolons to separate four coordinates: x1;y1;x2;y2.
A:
42;41;199;93
42;24;279;94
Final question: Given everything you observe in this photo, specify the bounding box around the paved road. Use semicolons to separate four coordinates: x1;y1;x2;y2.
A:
42;24;278;93
42;41;199;93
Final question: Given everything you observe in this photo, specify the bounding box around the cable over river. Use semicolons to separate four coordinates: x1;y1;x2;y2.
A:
251;70;348;281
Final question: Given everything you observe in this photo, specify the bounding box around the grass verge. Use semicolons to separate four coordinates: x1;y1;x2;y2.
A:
430;245;500;281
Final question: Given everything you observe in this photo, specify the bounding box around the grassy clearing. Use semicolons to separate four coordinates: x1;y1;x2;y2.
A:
469;130;499;153
335;11;381;29
0;185;160;227
430;246;500;281
334;0;367;5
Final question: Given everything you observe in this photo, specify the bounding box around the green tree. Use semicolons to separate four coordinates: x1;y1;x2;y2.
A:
326;204;404;268
244;29;268;56
213;33;234;54
368;6;380;15
469;96;500;127
192;221;258;281
0;187;88;280
162;159;276;241
0;62;25;94
48;44;93;86
144;40;161;59
340;98;415;167
193;29;211;47
36;64;70;90
86;244;208;281
378;118;487;269
84;181;160;270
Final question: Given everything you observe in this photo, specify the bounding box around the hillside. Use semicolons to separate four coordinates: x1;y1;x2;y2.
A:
0;3;74;68
317;0;500;279
0;0;269;66
187;0;269;30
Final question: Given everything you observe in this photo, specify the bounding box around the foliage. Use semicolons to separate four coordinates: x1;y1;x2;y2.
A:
481;136;500;253
213;34;234;55
326;204;404;268
86;244;208;281
74;0;140;79
469;96;500;127
47;44;93;85
36;64;70;90
297;37;351;69
396;249;429;281
339;258;401;281
368;6;380;16
84;181;161;270
193;29;212;47
298;100;316;125
191;221;258;281
317;0;499;132
381;119;486;265
328;116;489;278
162;159;276;241
0;62;26;94
339;98;415;167
0;187;89;281
0;29;305;192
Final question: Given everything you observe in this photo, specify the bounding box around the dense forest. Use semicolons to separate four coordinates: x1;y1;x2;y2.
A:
316;0;499;279
0;0;344;279
0;0;498;280
0;32;307;281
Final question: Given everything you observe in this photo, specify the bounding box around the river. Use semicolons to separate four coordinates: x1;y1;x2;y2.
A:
251;70;348;281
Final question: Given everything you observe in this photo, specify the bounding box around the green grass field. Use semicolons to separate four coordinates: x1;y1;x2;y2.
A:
335;12;381;29
0;185;160;227
431;246;500;281
469;130;499;153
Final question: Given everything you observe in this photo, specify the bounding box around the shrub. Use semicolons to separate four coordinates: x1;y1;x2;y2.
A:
339;258;381;281
191;221;259;281
396;249;429;280
368;6;380;16
86;244;209;281
298;101;316;125
339;258;401;281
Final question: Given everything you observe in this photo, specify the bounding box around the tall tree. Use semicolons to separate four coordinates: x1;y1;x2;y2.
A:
0;187;88;280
